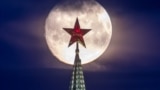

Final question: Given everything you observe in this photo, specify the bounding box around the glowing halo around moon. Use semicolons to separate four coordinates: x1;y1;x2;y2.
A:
45;0;112;65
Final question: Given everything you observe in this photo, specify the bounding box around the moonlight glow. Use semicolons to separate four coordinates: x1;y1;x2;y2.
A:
45;0;112;65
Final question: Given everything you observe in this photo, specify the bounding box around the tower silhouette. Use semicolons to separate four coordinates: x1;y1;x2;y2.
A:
63;18;91;90
69;42;86;90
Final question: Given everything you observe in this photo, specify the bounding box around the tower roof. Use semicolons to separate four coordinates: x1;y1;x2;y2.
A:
69;42;86;90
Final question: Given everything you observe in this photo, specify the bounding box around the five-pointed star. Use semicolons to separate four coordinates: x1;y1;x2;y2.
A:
63;18;91;48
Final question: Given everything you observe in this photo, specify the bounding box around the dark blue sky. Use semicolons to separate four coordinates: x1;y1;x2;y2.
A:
0;0;160;90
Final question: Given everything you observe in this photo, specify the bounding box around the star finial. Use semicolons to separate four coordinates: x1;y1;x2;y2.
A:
63;18;91;48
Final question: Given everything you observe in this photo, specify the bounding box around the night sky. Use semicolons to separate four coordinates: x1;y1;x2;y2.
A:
0;0;160;90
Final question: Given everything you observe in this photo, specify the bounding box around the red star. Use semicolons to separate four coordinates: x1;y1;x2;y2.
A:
63;18;91;48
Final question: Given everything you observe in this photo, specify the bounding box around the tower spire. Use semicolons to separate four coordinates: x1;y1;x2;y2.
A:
69;42;86;90
63;18;91;90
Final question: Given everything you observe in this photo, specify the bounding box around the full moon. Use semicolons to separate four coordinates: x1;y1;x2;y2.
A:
45;0;112;65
